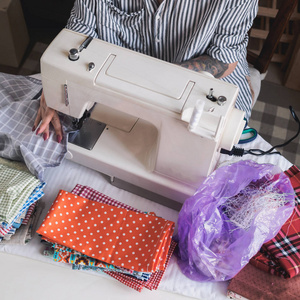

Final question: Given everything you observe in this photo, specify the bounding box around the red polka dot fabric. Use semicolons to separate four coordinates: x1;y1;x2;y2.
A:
37;190;175;273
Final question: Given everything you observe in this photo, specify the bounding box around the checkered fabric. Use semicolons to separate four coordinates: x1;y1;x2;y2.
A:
72;184;145;213
249;101;300;167
0;164;41;224
0;72;74;180
1;182;45;229
250;165;300;278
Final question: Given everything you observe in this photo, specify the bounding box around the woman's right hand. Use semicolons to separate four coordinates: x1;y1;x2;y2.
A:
32;91;63;143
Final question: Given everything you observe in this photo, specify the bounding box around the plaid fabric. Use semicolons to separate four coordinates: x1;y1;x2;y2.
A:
1;182;45;229
0;164;41;224
250;165;300;278
0;72;74;180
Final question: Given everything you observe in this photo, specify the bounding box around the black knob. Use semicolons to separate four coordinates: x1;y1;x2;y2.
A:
68;48;79;61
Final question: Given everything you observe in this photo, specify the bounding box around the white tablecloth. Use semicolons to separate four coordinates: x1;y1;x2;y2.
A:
0;134;292;300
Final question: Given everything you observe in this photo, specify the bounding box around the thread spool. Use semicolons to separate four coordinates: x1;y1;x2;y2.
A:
188;100;205;132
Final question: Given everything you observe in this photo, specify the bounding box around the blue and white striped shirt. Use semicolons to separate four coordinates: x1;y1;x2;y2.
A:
66;0;258;120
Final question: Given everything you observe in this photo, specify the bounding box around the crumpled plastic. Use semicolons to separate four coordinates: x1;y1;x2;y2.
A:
176;160;295;282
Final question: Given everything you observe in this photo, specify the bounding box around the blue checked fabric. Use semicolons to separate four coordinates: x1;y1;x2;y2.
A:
0;72;74;180
1;182;46;229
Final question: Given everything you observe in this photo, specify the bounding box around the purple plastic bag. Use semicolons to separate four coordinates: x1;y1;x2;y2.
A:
176;160;295;282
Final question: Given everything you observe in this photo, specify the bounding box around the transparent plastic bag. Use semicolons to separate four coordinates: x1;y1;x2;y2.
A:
176;160;295;282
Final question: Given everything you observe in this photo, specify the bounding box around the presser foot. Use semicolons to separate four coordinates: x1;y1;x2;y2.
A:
68;118;106;150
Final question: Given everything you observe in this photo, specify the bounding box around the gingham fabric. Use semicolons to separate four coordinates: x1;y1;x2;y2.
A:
0;72;73;180
1;182;45;229
0;164;41;224
250;165;300;278
71;184;143;213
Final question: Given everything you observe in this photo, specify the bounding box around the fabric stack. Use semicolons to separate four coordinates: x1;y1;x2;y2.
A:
0;163;45;244
227;165;300;299
37;185;176;292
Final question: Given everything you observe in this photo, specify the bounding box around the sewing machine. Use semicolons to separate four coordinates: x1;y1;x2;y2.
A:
40;29;245;206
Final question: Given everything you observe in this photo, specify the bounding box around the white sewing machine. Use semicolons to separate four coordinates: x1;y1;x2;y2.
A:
40;29;245;206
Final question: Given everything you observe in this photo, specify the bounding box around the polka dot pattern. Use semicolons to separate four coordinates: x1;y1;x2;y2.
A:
37;190;175;273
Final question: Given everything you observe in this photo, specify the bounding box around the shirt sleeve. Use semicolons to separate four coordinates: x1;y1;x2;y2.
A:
206;0;258;64
65;0;99;38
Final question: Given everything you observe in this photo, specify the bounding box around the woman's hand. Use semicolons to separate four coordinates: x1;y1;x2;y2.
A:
32;91;63;143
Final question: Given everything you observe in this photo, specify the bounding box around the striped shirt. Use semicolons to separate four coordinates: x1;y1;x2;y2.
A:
66;0;258;120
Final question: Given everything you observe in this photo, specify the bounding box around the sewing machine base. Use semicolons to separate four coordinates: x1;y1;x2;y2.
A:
110;176;183;211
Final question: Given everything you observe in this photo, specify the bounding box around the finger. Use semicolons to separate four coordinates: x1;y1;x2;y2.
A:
42;125;50;141
51;112;63;143
36;110;54;135
32;109;42;131
40;91;46;106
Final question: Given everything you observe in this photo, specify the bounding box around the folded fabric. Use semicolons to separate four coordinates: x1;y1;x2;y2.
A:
37;190;175;273
227;263;300;300
0;72;74;180
49;243;151;281
22;202;37;225
250;165;300;279
0;163;41;224
72;184;143;213
1;181;45;229
105;241;176;292
71;184;176;291
1;202;44;245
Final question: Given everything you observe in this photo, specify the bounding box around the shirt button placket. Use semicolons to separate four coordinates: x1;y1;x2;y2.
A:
155;15;161;43
154;13;161;57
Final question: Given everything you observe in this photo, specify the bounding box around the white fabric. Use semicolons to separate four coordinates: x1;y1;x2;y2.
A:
248;65;268;108
0;133;292;300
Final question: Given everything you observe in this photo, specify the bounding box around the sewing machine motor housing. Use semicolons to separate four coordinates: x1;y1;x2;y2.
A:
41;29;245;205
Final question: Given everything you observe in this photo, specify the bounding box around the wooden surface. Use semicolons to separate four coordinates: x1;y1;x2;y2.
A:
248;0;300;73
